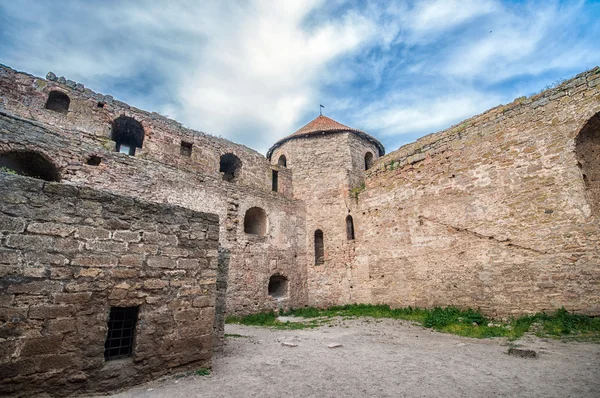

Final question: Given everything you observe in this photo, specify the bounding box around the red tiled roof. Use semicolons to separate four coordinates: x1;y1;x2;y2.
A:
267;115;385;159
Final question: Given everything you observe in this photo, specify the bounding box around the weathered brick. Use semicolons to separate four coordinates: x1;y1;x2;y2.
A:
53;292;92;304
177;258;199;269
7;279;63;294
0;249;21;265
118;254;144;267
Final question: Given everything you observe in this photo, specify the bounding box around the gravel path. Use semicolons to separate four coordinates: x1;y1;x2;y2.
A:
97;318;600;398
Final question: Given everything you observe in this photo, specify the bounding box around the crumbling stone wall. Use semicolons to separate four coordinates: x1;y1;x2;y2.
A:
353;67;600;317
0;63;308;316
0;174;219;396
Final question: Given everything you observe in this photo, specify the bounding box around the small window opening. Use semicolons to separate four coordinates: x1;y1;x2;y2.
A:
272;170;278;192
364;152;374;170
346;215;355;240
314;229;324;265
104;306;139;361
244;207;268;235
268;274;288;299
277;155;287;167
180;141;193;157
220;153;242;182
45;91;70;114
0;151;60;181
97;102;105;108
111;116;145;156
87;155;102;166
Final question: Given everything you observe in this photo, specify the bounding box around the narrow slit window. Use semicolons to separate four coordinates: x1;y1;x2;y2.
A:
314;229;324;265
104;306;139;361
346;215;355;240
180;141;193;157
278;155;287;167
272;170;278;192
364;152;374;170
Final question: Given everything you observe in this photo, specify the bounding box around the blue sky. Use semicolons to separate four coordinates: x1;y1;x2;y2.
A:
1;0;599;155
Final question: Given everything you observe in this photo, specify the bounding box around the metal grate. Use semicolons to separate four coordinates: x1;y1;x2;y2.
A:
104;306;139;360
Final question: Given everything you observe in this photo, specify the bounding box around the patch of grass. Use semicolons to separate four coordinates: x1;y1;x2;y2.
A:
228;305;599;342
195;368;211;376
0;166;17;175
349;183;366;199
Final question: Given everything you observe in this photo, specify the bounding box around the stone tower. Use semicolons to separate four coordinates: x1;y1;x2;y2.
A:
267;115;384;306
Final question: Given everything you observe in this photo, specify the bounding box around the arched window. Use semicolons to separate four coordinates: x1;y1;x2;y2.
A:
45;91;70;114
220;153;242;182
346;215;355;240
111;116;145;156
364;152;374;170
278;155;287;167
244;207;267;235
268;274;288;298
0;151;60;181
576;112;600;216
314;229;324;265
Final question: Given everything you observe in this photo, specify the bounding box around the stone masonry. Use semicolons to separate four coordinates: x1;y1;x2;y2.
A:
0;174;218;396
0;62;599;395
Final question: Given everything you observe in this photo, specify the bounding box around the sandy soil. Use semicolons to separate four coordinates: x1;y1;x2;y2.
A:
98;318;600;398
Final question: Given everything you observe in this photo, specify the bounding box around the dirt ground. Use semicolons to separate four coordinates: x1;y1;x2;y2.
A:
98;318;600;398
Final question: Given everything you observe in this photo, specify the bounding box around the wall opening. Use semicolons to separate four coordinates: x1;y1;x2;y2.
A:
364;152;374;170
104;306;139;361
220;153;242;182
180;141;193;157
278;155;287;167
576;112;600;216
111;116;145;156
314;229;324;265
86;155;102;166
346;215;355;240
244;207;267;235
45;91;70;114
272;170;278;192
0;151;60;181
268;274;288;299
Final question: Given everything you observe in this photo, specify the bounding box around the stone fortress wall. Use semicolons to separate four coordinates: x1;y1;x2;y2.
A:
351;68;600;316
0;64;307;317
0;174;218;396
0;62;599;395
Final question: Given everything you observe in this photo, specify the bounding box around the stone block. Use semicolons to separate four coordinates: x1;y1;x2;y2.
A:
147;256;177;269
177;258;199;269
5;234;54;251
7;280;63;295
118;254;144;267
0;214;26;233
84;240;127;253
53;292;92;305
74;226;110;240
37;354;74;372
0;249;21;265
112;230;141;242
143;279;169;290
143;231;178;246
71;254;118;267
28;304;75;319
0;358;37;379
26;222;76;237
20;335;63;356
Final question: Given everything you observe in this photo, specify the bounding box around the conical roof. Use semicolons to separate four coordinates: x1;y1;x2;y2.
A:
266;115;385;159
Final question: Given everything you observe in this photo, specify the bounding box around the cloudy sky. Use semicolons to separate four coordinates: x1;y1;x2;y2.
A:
1;0;599;155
